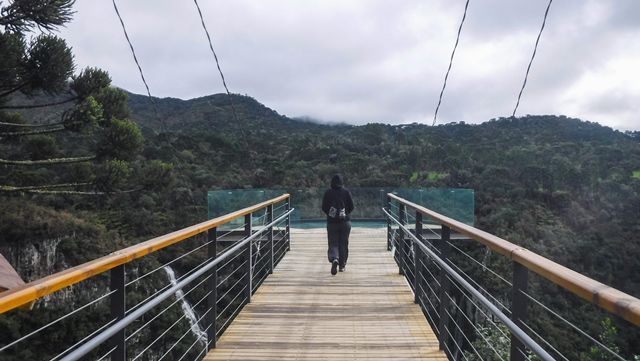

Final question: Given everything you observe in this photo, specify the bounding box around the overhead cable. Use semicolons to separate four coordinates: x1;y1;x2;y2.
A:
111;0;163;129
192;0;241;126
512;0;553;117
432;0;470;126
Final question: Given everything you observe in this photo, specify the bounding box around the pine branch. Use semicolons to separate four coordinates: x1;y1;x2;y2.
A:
0;121;65;128
0;182;93;191
0;96;78;109
0;126;65;136
0;155;96;165
3;188;105;195
0;82;27;98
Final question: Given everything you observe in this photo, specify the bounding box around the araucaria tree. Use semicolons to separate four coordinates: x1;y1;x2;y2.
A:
0;0;153;194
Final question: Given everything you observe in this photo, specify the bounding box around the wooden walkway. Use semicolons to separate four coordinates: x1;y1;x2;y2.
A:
205;227;447;360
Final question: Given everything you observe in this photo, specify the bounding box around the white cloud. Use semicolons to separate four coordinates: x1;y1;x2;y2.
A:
58;0;640;130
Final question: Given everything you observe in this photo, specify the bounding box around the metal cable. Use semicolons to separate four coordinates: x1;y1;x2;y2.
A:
519;320;571;361
216;294;248;337
444;310;480;360
444;307;486;361
521;290;625;361
433;0;470;126
417;282;440;319
446;260;512;315
0;290;114;352
126;275;212;341
111;0;163;129
156;307;212;361
216;271;246;304
126;240;212;287
445;274;510;341
441;320;472;361
49;318;117;361
95;346;117;361
512;0;553;117
192;0;248;143
132;291;210;361
447;240;512;286
127;256;213;315
419;272;441;303
444;290;506;361
217;285;247;321
419;258;442;286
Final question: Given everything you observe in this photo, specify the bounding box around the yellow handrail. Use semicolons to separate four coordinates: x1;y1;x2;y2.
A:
0;194;289;314
388;193;640;326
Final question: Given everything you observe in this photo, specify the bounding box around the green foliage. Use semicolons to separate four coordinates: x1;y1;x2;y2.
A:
95;159;131;191
0;0;75;32
97;118;143;160
63;95;102;131
632;170;640;180
70;67;111;99
24;135;57;159
23;34;74;94
581;318;622;361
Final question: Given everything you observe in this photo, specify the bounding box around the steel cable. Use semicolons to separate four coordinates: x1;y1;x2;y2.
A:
432;0;470;126
512;0;553;117
111;0;163;129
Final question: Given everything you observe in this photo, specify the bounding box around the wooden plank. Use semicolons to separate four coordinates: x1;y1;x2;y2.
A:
205;228;447;360
388;193;640;327
0;194;289;314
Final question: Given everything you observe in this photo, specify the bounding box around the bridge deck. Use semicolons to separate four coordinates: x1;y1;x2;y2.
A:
205;227;446;360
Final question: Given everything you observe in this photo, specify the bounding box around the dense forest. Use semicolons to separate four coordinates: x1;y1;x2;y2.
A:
1;0;639;359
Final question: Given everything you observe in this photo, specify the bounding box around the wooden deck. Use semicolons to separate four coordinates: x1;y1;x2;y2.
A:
205;227;447;360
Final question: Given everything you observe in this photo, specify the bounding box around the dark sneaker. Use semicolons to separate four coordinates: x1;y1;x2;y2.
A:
339;266;345;272
331;260;339;275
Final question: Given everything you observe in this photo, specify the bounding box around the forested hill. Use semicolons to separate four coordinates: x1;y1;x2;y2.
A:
129;91;640;295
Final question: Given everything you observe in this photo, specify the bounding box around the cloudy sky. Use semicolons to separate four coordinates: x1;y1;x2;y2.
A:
58;0;640;130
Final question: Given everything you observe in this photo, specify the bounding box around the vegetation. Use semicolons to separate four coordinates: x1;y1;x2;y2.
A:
0;1;638;359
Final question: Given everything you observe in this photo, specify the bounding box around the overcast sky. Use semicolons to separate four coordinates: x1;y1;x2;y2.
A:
58;0;639;130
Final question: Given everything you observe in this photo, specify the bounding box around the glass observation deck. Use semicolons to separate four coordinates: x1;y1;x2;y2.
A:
208;187;474;228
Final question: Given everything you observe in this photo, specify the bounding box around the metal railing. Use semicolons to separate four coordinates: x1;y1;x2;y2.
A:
0;194;292;361
385;193;640;361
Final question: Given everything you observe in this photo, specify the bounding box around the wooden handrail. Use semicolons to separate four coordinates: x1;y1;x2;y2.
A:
0;194;290;314
388;193;640;326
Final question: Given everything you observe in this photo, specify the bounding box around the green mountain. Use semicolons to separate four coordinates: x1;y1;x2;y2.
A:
1;91;639;357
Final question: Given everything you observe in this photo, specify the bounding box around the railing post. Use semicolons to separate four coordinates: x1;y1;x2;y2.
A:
267;204;274;274
386;195;392;251
437;225;451;352
398;203;407;275
414;211;423;304
245;214;252;303
285;197;291;251
510;262;530;361
109;265;126;361
206;227;218;349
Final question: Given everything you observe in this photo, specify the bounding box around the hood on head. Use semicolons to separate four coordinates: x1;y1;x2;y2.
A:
331;174;344;189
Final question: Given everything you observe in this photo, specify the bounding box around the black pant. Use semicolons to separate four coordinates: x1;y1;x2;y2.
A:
327;221;351;267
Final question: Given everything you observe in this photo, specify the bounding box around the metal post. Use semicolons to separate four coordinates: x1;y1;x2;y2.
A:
109;265;126;361
267;204;274;274
206;227;218;349
285;197;291;251
437;225;451;352
245;214;252;303
386;195;392;251
398;203;406;275
510;262;530;361
414;212;423;304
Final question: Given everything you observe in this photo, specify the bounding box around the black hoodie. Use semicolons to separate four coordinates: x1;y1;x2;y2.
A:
321;174;354;223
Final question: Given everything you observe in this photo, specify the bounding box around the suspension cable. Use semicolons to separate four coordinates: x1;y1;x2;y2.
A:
111;0;164;130
432;0;470;126
192;0;249;143
512;0;553;117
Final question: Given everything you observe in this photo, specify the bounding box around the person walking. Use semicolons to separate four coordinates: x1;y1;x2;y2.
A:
322;174;354;275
